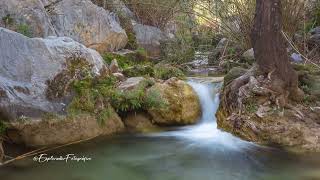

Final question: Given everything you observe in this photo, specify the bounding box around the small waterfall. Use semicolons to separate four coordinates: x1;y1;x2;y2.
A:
149;79;255;151
187;81;220;125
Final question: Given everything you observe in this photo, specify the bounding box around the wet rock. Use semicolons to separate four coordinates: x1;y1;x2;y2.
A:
0;28;126;147
217;67;320;152
123;112;159;133
0;28;105;120
8;112;124;147
147;78;201;125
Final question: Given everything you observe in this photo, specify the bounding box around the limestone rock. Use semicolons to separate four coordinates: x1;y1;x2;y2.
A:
0;0;128;53
0;27;104;120
8;112;124;147
0;0;56;37
133;23;168;58
147;78;201;125
123;112;159;133
48;0;128;53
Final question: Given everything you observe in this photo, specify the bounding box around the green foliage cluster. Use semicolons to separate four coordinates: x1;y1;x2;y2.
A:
154;64;185;80
68;75;166;123
103;51;185;80
103;50;148;70
1;14;32;37
0;120;6;135
123;64;185;80
17;24;32;37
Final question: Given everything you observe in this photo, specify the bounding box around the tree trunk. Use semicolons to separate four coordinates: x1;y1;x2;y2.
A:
251;0;302;101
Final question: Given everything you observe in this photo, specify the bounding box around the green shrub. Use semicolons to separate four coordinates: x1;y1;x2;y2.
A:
123;65;154;77
103;51;149;70
154;65;185;80
17;24;32;37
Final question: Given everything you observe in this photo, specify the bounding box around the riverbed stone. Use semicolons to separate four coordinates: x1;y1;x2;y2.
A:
147;78;201;125
123;112;159;133
8;112;124;147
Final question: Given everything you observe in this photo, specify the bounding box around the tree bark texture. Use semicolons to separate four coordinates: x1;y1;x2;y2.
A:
251;0;299;96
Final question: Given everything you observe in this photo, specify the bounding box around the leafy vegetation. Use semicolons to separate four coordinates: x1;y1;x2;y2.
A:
68;74;166;123
17;24;32;37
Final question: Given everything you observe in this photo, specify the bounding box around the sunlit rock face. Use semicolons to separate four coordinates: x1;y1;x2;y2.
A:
0;0;128;53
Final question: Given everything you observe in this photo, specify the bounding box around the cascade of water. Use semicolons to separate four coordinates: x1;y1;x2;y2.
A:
148;80;254;151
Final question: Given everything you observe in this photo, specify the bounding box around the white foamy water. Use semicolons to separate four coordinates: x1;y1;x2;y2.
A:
148;80;256;151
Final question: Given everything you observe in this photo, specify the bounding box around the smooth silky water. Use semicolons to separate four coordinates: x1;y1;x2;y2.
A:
1;80;320;180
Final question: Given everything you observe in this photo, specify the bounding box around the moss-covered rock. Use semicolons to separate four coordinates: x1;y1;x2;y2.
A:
147;78;201;125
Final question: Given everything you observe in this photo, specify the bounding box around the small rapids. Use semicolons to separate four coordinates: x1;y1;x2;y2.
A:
147;80;256;151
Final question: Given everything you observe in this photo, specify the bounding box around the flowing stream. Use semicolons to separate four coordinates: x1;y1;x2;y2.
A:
1;80;320;180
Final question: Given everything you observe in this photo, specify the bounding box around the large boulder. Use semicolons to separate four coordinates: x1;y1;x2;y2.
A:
147;78;201;125
0;28;104;119
0;0;56;37
48;0;128;53
133;23;168;58
8;113;124;147
0;0;128;53
0;28;125;146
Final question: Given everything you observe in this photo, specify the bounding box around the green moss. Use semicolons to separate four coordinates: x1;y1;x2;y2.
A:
67;74;165;124
46;56;93;100
17;24;32;37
